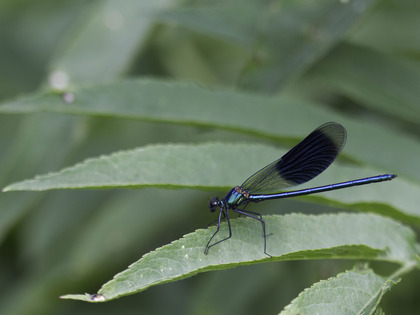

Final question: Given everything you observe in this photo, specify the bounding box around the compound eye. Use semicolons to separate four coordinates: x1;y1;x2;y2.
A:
209;197;219;212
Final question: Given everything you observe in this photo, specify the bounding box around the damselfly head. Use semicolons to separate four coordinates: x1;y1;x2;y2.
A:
209;197;219;212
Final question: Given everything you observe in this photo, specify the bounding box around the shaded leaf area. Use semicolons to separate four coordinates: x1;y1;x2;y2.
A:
157;0;260;46
4;143;418;224
0;188;209;315
61;213;418;301
47;0;176;85
0;114;86;243
280;266;395;315
0;0;173;254
306;42;420;124
237;0;378;92
1;79;419;182
349;0;420;54
159;0;379;92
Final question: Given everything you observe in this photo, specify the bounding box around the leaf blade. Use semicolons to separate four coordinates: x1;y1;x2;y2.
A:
280;266;396;315
4;142;418;224
1;79;418;182
60;213;418;302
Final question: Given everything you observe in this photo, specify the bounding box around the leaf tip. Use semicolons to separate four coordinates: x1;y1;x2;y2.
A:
2;185;12;192
2;182;26;192
60;293;107;302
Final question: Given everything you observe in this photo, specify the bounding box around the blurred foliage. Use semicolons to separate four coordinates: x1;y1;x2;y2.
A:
0;0;420;314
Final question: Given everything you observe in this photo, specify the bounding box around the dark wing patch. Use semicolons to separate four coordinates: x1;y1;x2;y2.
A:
241;122;346;193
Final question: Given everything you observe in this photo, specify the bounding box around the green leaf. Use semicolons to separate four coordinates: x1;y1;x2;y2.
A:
60;213;418;302
0;79;333;133
1;79;419;183
280;266;396;315
4;143;419;224
4;143;266;191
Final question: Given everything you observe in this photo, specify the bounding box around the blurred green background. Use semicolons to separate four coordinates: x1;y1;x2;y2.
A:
1;0;420;314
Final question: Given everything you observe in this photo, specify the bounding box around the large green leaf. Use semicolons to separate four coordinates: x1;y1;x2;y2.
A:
1;79;419;182
1;143;290;190
3;143;418;223
61;213;418;302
